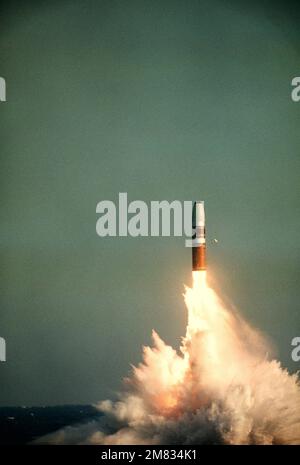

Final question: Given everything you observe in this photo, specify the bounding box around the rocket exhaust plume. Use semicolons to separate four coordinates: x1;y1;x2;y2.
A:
37;203;300;445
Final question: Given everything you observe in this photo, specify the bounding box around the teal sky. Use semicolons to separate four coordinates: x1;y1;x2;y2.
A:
1;0;299;406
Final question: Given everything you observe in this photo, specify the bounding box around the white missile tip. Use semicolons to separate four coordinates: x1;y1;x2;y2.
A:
194;201;205;226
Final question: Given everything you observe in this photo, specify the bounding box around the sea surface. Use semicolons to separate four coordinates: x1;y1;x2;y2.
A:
0;405;101;444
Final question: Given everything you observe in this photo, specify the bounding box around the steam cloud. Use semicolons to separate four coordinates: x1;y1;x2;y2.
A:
38;273;300;445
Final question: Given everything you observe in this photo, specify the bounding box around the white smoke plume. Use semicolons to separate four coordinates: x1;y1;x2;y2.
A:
38;272;300;445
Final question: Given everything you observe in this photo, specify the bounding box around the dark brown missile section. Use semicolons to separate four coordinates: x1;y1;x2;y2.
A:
192;244;206;271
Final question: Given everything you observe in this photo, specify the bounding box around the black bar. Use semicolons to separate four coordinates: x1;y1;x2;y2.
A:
0;444;298;463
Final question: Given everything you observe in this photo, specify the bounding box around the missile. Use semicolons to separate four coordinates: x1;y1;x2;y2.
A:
192;201;206;271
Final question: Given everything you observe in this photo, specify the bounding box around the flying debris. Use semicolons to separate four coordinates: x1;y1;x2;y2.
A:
192;201;206;271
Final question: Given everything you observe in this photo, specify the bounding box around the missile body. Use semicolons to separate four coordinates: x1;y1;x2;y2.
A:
192;201;206;271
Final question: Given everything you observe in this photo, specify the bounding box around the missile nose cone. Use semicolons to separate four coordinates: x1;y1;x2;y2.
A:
192;201;205;227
